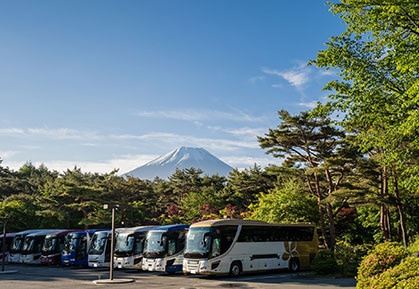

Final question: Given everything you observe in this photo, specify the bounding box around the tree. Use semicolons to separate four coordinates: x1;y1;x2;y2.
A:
247;176;318;223
258;110;351;249
222;165;275;212
311;0;419;246
39;167;102;228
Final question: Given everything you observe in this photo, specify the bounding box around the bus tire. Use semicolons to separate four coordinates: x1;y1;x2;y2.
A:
288;258;300;273
229;261;242;277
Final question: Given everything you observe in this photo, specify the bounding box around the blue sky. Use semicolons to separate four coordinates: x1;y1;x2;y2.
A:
0;0;345;174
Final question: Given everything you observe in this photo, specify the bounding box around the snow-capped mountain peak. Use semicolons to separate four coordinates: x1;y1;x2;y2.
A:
124;147;233;180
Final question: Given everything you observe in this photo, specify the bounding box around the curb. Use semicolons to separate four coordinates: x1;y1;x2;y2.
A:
93;278;135;284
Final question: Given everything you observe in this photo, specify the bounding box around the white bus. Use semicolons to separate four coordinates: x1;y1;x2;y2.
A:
88;230;111;268
183;219;318;277
114;226;156;269
21;230;60;264
142;224;189;273
9;229;42;263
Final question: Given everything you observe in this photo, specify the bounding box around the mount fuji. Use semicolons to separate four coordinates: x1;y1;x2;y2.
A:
123;147;234;180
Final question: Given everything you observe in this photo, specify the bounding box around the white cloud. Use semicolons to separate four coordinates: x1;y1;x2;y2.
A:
222;155;277;170
136;109;266;123
297;101;318;109
262;64;311;89
249;75;266;83
0;127;101;140
0;128;25;136
0;150;20;159
319;69;337;77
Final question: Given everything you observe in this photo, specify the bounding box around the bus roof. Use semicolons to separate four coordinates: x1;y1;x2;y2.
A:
115;226;157;234
25;229;64;237
0;232;16;238
45;229;82;237
149;224;189;232
65;228;110;236
14;229;44;236
190;219;316;228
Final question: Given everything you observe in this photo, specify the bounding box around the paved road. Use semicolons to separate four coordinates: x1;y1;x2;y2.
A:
0;264;356;289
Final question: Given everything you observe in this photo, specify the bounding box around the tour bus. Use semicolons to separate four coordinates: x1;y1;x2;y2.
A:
62;229;108;266
88;230;111;268
183;219;318;277
0;232;16;264
40;229;79;265
21;230;61;264
8;229;42;263
142;224;189;273
114;226;156;269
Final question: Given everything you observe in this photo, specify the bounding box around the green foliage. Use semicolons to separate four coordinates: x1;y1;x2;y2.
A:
336;206;381;245
356;242;408;289
356;239;419;289
368;256;419;289
408;236;419;255
334;241;371;277
312;0;419;247
247;177;318;223
311;249;339;275
222;165;275;211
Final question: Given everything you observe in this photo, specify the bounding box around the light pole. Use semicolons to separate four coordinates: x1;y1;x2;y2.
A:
1;217;10;272
103;204;117;280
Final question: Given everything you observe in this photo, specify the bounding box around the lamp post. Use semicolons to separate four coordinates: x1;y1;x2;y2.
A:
1;217;10;272
103;204;117;280
93;205;133;285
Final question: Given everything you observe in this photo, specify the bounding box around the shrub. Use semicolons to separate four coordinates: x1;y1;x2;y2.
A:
369;256;419;289
311;249;339;275
334;241;371;277
408;236;419;256
356;242;408;289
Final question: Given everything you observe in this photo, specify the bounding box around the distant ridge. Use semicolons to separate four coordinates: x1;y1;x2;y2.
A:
124;147;233;180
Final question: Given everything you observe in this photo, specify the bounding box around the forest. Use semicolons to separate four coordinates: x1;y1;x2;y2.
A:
1;1;419;285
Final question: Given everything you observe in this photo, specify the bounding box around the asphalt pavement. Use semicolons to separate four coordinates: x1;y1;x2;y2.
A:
0;264;357;289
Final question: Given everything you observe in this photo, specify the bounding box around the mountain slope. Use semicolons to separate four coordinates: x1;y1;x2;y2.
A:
124;147;233;180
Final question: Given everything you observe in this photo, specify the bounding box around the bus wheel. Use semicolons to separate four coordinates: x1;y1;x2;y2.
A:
288;258;300;273
229;261;242;277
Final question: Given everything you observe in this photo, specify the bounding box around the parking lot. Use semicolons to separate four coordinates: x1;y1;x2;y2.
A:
1;264;356;289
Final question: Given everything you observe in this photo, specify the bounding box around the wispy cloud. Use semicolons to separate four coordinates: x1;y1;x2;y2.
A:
0;127;101;140
297;101;318;109
249;75;266;83
222;127;266;138
0;128;25;135
136;109;266;123
222;155;277;170
262;63;311;90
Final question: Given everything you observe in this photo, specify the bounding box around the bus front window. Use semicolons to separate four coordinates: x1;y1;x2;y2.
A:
184;227;212;259
63;234;79;254
42;237;57;253
22;238;34;253
88;233;107;255
114;233;134;257
143;231;165;258
10;237;23;253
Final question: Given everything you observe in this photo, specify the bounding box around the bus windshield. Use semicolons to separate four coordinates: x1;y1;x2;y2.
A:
42;236;57;253
184;227;212;258
88;232;108;255
144;231;165;257
22;237;35;253
114;233;135;255
63;233;79;254
10;236;24;253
